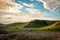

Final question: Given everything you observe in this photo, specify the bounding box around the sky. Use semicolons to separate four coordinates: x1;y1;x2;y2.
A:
0;0;60;24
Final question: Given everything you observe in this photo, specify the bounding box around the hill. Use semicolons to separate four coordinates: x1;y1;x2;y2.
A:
0;20;57;28
0;23;5;27
0;20;60;33
25;20;56;28
40;21;60;31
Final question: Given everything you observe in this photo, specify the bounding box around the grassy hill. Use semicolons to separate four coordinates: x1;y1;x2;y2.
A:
25;20;56;28
0;20;57;29
4;23;28;28
0;20;60;33
39;21;60;31
0;23;29;33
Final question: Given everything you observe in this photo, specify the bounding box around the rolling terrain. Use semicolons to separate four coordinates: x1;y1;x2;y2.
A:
0;20;60;40
39;21;60;31
0;20;60;33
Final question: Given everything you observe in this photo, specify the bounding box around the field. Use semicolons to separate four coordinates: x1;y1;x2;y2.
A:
0;31;60;40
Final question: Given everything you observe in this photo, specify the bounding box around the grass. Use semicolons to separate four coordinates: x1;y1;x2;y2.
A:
0;32;60;40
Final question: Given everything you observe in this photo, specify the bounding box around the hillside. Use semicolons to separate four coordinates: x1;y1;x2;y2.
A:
0;20;57;28
4;23;28;28
0;23;5;27
40;21;60;30
0;20;60;33
25;20;56;28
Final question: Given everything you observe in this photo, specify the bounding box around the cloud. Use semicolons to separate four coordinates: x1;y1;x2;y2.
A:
25;8;58;20
0;14;35;24
36;0;60;11
0;7;56;24
0;0;58;24
0;0;37;24
18;1;34;8
0;0;23;12
26;8;45;18
0;12;56;24
23;3;34;8
0;7;45;24
30;0;34;1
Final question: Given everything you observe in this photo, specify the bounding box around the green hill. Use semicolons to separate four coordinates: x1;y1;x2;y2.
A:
0;20;56;28
4;23;28;28
25;20;56;28
0;20;60;33
40;21;60;31
0;23;28;32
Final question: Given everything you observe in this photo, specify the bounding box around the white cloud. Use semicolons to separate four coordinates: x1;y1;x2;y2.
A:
25;8;57;20
0;14;34;24
26;8;45;18
0;12;56;24
18;1;34;8
0;7;56;24
36;0;60;11
23;3;34;8
30;0;34;1
0;0;23;12
0;0;58;24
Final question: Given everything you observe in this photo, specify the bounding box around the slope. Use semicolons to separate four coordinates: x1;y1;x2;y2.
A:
40;21;60;30
24;20;56;28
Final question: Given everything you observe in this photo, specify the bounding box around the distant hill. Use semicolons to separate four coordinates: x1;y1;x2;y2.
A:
25;20;56;28
3;22;28;29
0;23;5;27
0;24;9;34
0;20;57;28
0;20;60;33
